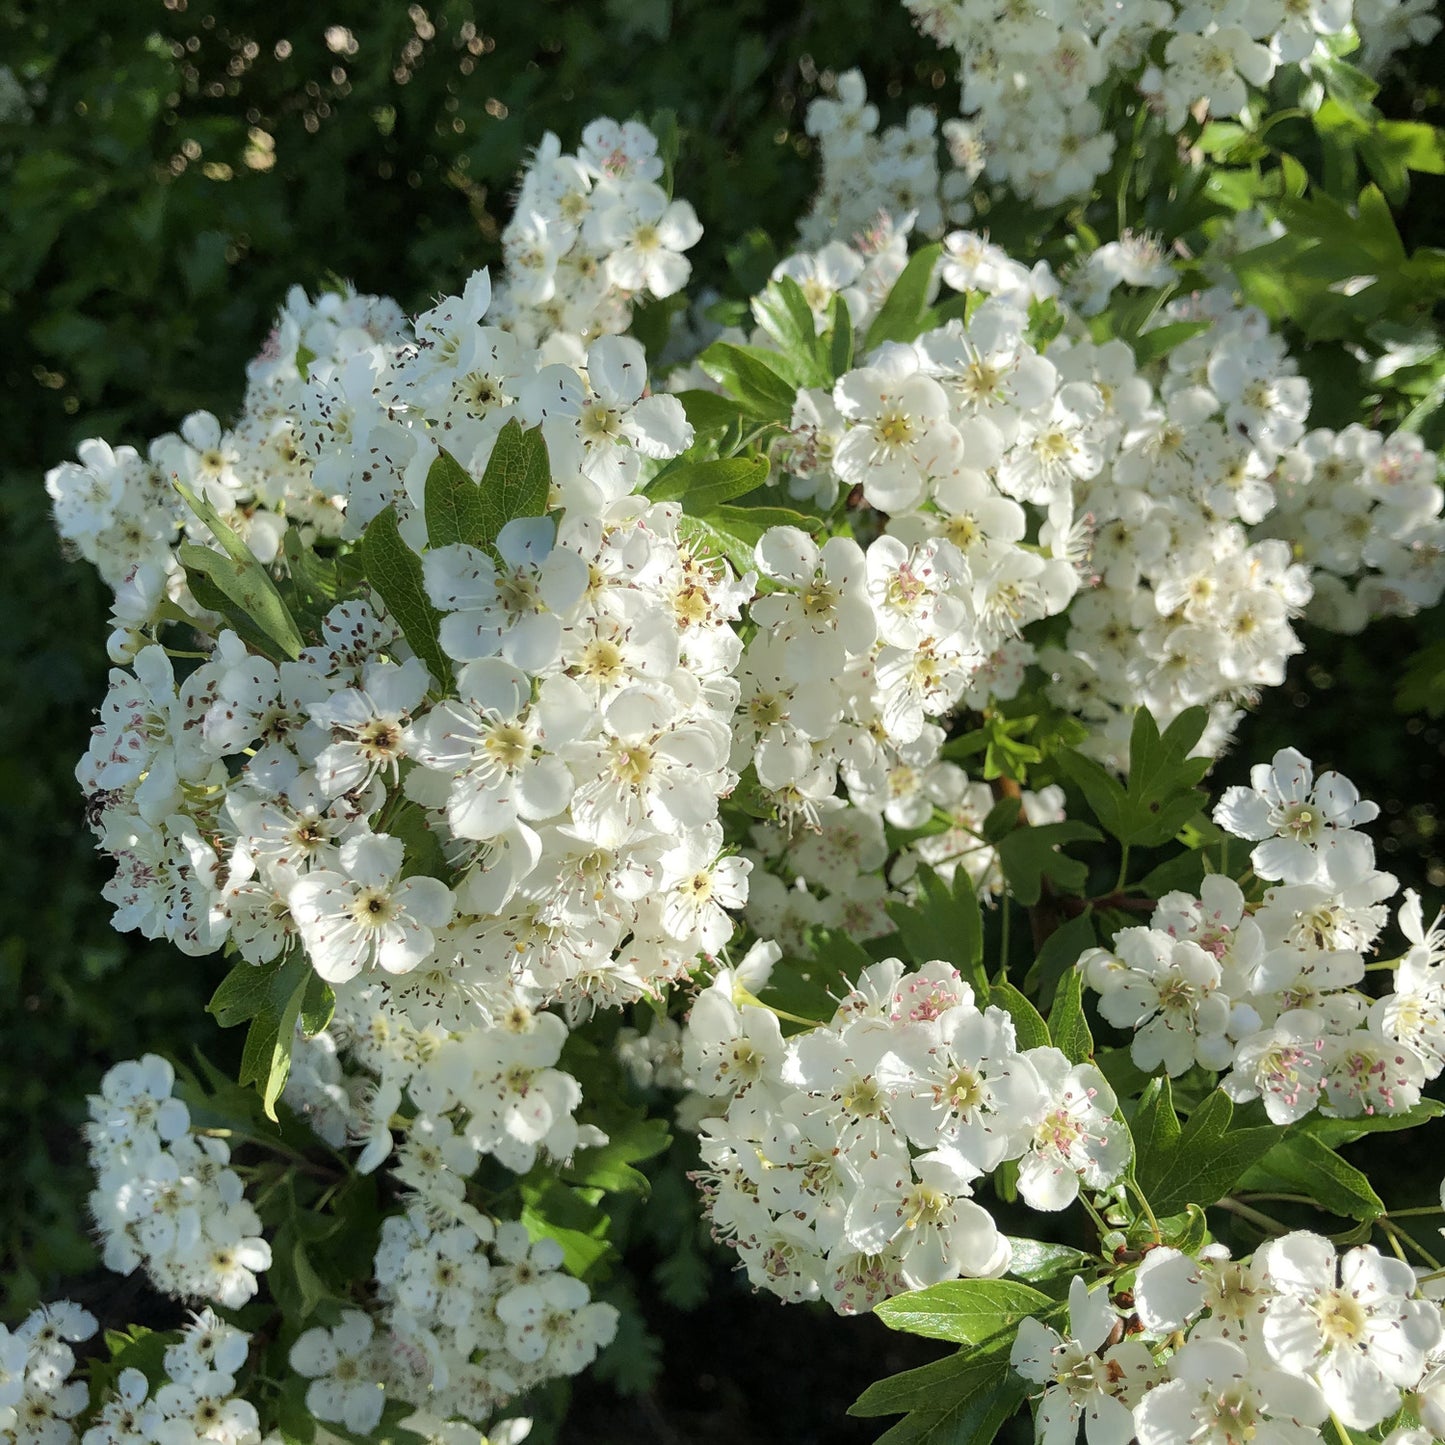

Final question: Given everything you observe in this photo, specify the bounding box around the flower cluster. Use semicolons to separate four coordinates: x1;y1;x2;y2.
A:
685;951;1129;1313
799;70;982;247
85;1055;271;1307
491;117;700;359
45;285;409;639
43;116;690;650
747;230;1350;763
1014;1233;1445;1445
282;1208;612;1441
68;260;757;1022
370;1205;616;1431
82;1311;259;1445
742;783;1066;957
0;1302;96;1445
1264;424;1445;634
897;0;1440;210
1081;747;1441;1122
285;981;589;1186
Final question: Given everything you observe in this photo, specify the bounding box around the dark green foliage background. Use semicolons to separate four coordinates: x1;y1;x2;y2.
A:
2;1;1443;1438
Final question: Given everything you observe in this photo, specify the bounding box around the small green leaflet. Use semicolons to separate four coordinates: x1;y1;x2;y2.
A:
1301;1097;1445;1149
173;480;304;661
863;242;942;350
850;1339;1027;1445
562;1116;671;1197
1237;1131;1384;1221
997;821;1101;905
473;419;552;546
874;1278;1054;1345
646;455;769;509
423;424;551;553
826;292;854;379
1131;1080;1280;1216
1023;910;1096;1007
884;864;986;995
676;504;820;578
750;274;828;387
519;1176;613;1281
1046;969;1093;1065
1004;1237;1094;1283
698;340;797;421
988;979;1050;1050
208;950;331;1120
422;446;487;550
674;387;755;432
1056;705;1209;848
358;505;453;691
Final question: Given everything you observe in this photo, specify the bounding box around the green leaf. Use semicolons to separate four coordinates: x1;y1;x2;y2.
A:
358;505;453;691
422;446;486;550
1238;1133;1384;1221
699;340;797;421
875;1278;1054;1344
676;504;819;577
827;292;854;379
885;865;986;994
988;980;1050;1050
864;243;942;350
1059;706;1209;848
1005;1238;1094;1283
208;956;278;1028
474;418;552;547
385;795;451;882
1130;320;1210;366
233;950;314;1120
751;275;826;386
1024;911;1097;1009
519;1178;613;1280
299;972;335;1036
996;821;1101;905
174;481;304;661
1129;1077;1182;1188
646;455;769;509
981;797;1023;843
1047;969;1093;1064
852;1339;1027;1445
563;1116;671;1196
1133;1084;1281;1216
675;388;755;432
1301;1098;1445;1149
871;1371;1027;1445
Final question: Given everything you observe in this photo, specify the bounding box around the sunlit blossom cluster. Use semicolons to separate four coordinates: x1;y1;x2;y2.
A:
65;256;759;1020
492;117;701;360
685;947;1129;1313
1081;747;1442;1122
1015;1233;1445;1445
84;1055;271;1308
0;1302;96;1445
892;0;1441;210
1264;424;1445;633
368;1205;616;1433
799;69;984;247
81;1311;260;1445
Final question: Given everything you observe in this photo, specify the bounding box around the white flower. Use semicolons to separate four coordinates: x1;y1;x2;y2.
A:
1214;748;1379;885
289;832;454;983
1012;1277;1158;1445
1256;1232;1442;1429
288;1310;385;1437
1134;1337;1326;1445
